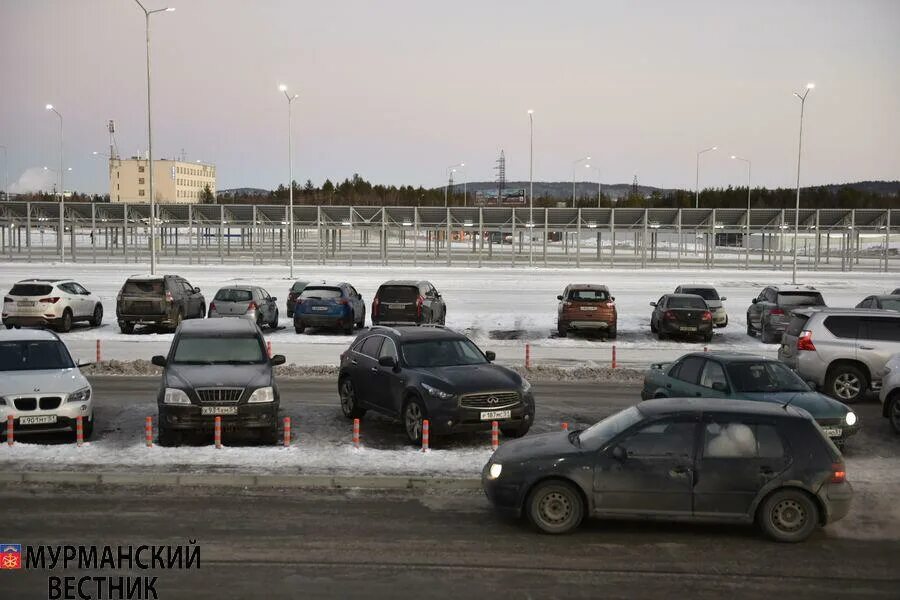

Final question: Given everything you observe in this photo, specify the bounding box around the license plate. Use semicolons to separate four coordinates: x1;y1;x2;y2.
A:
17;301;35;307
201;406;238;415
822;427;842;438
388;303;405;309
19;415;57;425
580;306;597;311
312;306;328;311
679;326;697;332
480;410;511;421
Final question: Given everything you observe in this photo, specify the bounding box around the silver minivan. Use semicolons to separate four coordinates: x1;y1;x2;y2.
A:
779;308;900;403
208;285;279;329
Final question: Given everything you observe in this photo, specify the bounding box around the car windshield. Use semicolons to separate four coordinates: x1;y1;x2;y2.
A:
777;292;824;307
577;406;643;448
727;361;809;393
300;286;342;300
668;296;707;309
879;298;900;311
681;287;719;301
124;279;165;295
402;339;487;368
0;340;75;371
171;336;265;364
568;289;609;302
9;283;53;296
214;288;253;302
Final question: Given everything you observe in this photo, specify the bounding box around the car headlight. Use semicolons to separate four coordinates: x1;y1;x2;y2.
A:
845;411;857;426
520;378;532;393
67;387;91;404
421;382;454;400
248;386;275;403
163;388;192;405
0;397;6;406
488;463;502;480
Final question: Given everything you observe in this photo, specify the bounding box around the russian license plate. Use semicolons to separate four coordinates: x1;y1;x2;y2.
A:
312;306;328;311
580;306;597;311
680;326;697;332
480;410;511;421
17;301;35;307
19;415;57;425
822;427;842;438
201;406;238;416
388;303;405;309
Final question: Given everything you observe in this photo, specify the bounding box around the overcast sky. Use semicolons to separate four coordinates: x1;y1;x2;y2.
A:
1;0;898;195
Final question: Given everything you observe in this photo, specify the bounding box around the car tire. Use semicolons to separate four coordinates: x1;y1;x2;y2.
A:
89;304;103;327
295;321;305;334
650;319;658;334
746;320;755;337
657;331;667;341
887;394;900;434
172;310;184;332
57;309;73;333
256;312;264;329
287;310;293;319
703;333;713;344
198;304;206;319
81;417;94;441
557;323;567;338
4;323;12;330
157;426;183;447
526;480;585;535
119;321;134;335
607;326;617;340
501;422;530;438
825;364;868;404
758;489;819;543
270;309;279;329
343;324;353;335
339;377;367;419
402;396;427;445
356;316;364;329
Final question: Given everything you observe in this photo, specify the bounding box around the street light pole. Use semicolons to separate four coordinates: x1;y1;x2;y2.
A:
279;84;299;278
792;83;814;285
133;1;174;276
45;105;64;261
444;163;464;207
571;156;590;207
695;146;717;209
527;110;534;266
731;155;751;269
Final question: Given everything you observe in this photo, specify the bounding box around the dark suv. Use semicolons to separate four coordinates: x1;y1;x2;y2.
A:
483;397;852;542
151;319;285;445
285;280;310;318
372;280;446;326
117;275;206;333
338;326;535;444
747;286;825;343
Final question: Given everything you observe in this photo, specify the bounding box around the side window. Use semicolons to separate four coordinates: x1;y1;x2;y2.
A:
619;419;695;458
359;335;384;358
765;289;777;303
657;295;666;308
57;283;75;294
674;356;705;385
860;317;900;342
859;298;872;309
182;281;195;294
667;360;683;379
699;360;728;391
703;421;785;459
72;283;89;295
378;338;399;362
823;316;860;339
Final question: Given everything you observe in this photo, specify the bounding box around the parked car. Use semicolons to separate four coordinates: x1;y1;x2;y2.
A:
285;280;310;318
3;278;103;332
293;282;365;334
556;284;617;339
116;275;206;334
878;353;900;433
892;288;900;295
641;352;858;445
372;280;446;326
0;328;93;440
208;285;279;329
778;308;900;404
482;397;852;542
151;319;285;446
674;284;727;327
856;295;900;311
338;326;534;444
747;286;825;343
649;294;713;342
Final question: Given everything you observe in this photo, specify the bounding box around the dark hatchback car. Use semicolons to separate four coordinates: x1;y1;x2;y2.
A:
650;294;713;342
338;326;535;444
483;398;852;542
117;275;206;334
285;280;310;318
747;286;826;343
293;282;365;335
856;294;900;311
372;280;446;326
151;319;285;445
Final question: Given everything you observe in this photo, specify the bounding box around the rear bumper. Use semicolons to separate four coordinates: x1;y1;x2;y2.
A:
2;315;64;327
818;481;853;525
373;318;419;326
294;313;351;328
660;321;713;336
118;313;175;325
561;320;614;330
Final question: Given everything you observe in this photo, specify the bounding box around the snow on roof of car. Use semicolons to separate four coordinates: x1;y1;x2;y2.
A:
0;328;63;342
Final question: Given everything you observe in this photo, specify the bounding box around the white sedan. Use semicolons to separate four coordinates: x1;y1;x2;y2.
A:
2;278;104;332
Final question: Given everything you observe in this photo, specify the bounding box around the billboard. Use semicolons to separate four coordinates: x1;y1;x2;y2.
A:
474;188;526;206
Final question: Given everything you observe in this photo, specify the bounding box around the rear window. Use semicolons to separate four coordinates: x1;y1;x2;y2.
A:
123;279;165;296
568;289;609;302
9;284;53;296
785;314;810;337
668;296;707;309
777;292;824;307
378;286;418;303
300;287;342;300
214;289;253;302
823;316;860;339
680;287;719;301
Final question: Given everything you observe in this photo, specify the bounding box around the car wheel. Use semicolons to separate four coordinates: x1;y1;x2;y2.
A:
4;323;12;330
339;377;366;419
703;333;713;344
256;312;264;329
57;309;73;333
657;331;667;341
501;422;530;438
90;304;103;327
157;426;183;447
343;323;354;335
826;365;867;404
650;319;658;334
526;480;585;535
556;323;567;338
81;417;94;441
287;310;293;319
295;321;305;334
402;396;427;445
888;394;900;434
746;316;756;337
119;321;134;334
607;327;617;340
758;489;819;543
172;310;184;331
270;309;279;329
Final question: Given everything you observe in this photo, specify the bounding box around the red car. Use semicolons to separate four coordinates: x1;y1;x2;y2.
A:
556;284;617;339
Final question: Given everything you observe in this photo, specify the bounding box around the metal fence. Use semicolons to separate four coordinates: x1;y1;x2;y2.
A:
0;202;895;271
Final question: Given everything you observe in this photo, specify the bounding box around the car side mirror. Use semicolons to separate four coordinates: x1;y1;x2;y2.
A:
711;381;729;393
193;287;201;294
485;351;496;362
650;302;657;307
611;296;615;301
557;295;563;301
378;355;397;369
751;298;758;304
611;446;626;461
720;296;727;301
76;359;93;367
151;355;167;367
270;354;286;366
270;297;278;302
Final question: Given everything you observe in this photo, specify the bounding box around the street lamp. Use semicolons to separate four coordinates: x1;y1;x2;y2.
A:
596;167;603;208
792;82;814;285
45;104;64;260
444;162;464;207
527;109;534;266
695;146;717;208
572;156;590;207
457;163;467;206
132;1;174;276
731;155;752;269
278;83;299;278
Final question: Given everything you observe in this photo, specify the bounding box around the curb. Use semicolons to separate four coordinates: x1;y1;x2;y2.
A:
0;470;482;491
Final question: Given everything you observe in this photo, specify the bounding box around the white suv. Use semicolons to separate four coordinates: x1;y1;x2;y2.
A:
0;328;94;440
880;353;900;433
3;278;103;332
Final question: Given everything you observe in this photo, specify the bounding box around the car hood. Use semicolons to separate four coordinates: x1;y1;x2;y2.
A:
738;391;850;419
164;363;271;392
0;368;89;396
492;431;581;462
415;364;521;394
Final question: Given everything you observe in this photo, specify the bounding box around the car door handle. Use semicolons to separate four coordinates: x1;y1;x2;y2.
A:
669;467;691;478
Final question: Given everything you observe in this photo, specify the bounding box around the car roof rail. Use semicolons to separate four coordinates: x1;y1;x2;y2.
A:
370;325;402;336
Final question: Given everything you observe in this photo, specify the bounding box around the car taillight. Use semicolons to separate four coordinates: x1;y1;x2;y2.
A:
247;301;258;312
338;298;350;305
165;291;174;303
664;310;676;320
701;311;712;321
797;330;816;351
209;302;216;313
416;296;424;317
288;292;298;300
606;301;615;308
831;463;846;483
770;308;785;315
3;296;11;303
39;297;60;304
372;297;380;317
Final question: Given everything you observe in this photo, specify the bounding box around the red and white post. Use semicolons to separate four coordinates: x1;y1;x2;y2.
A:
491;420;499;451
422;419;430;452
6;415;13;446
76;415;84;446
95;339;101;363
611;345;617;369
562;422;569;431
214;416;222;448
283;417;291;447
145;416;153;447
353;418;360;449
525;343;531;370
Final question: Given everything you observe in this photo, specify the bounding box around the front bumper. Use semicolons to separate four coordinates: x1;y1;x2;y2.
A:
159;403;279;431
0;401;93;434
482;464;525;518
426;392;535;435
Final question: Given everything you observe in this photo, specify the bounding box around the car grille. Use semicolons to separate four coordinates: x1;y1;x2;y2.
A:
39;397;62;410
13;397;37;411
195;388;243;404
459;391;520;410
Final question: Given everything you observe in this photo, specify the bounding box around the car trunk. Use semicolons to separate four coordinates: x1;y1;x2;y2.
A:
299;287;345;316
375;286;419;322
6;284;55;316
120;279;168;316
212;290;254;316
562;290;615;323
663;300;709;332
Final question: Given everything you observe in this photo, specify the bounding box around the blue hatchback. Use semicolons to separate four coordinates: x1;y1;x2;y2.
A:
293;282;365;335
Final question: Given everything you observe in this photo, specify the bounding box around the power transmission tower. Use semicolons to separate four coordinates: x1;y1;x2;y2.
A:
494;150;506;205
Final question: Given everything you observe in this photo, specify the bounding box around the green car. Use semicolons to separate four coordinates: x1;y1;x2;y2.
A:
641;352;859;445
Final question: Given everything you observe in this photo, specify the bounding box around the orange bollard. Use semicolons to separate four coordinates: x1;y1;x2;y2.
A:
95;339;101;363
422;419;430;452
76;415;84;446
611;345;617;369
6;415;13;446
353;418;360;449
491;421;499;450
525;343;531;370
283;417;291;447
704;346;708;353
145;416;153;447
562;422;569;431
266;340;272;358
214;416;222;448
